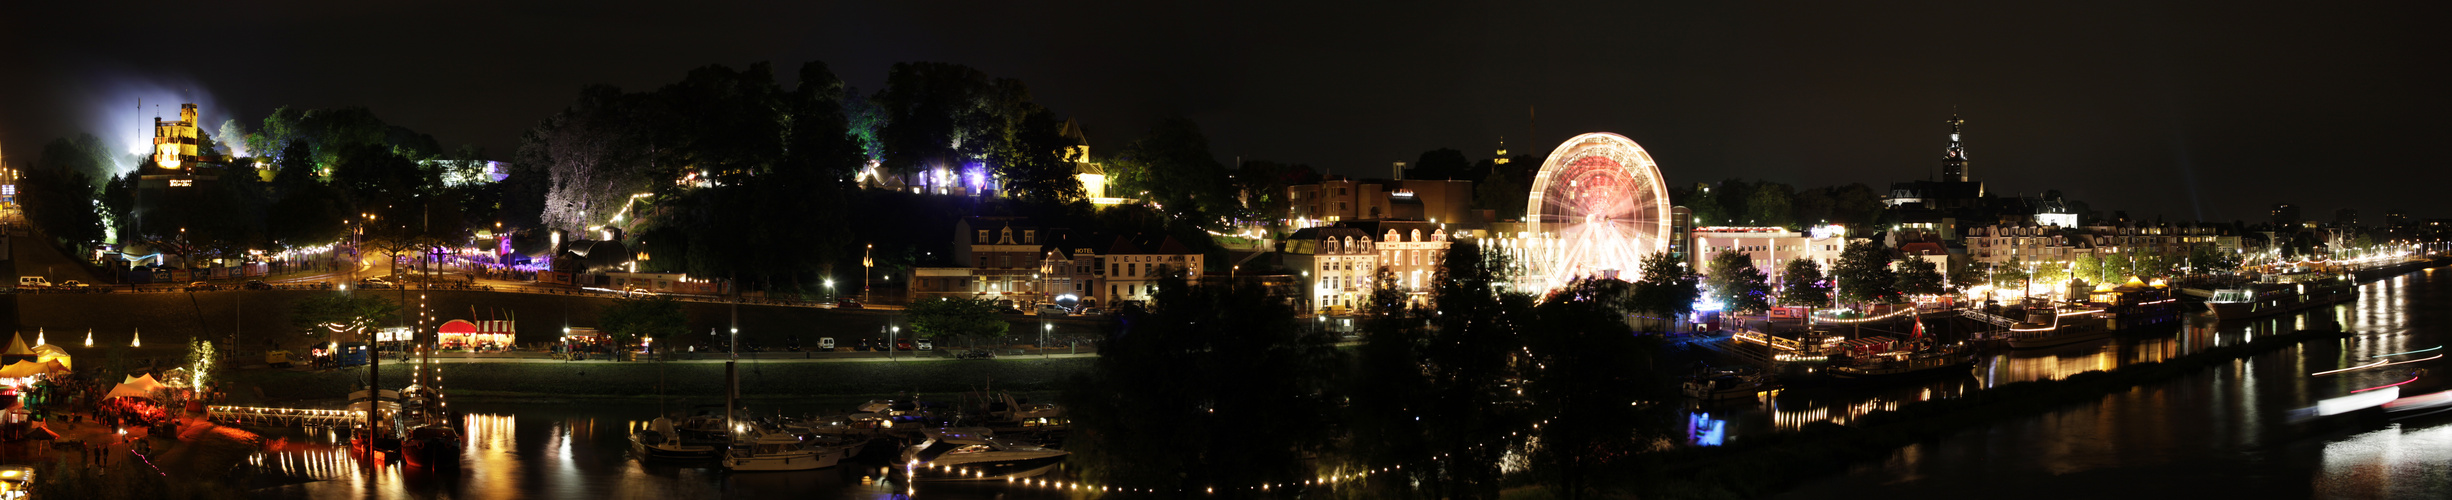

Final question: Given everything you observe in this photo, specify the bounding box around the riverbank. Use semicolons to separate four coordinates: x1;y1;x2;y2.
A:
219;357;1095;405
1624;327;2351;499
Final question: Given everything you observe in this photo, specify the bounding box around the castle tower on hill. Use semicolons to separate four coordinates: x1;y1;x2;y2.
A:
153;103;204;169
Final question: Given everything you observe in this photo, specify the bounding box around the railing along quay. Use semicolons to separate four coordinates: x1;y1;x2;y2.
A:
207;406;366;428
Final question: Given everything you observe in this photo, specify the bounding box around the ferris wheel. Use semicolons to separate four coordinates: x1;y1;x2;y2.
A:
1523;133;1673;290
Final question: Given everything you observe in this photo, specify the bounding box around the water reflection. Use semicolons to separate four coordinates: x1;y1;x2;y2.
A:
243;403;1067;499
1716;286;2356;439
1777;268;2452;498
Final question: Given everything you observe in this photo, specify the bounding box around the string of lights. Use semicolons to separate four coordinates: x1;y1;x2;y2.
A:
961;418;1555;495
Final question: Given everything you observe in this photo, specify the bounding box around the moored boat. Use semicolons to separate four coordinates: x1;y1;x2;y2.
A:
898;427;1069;481
1829;337;1975;381
722;429;858;471
1682;372;1780;400
2207;272;2354;320
632;417;720;460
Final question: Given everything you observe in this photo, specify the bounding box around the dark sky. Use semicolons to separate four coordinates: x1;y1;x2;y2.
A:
2;1;2443;224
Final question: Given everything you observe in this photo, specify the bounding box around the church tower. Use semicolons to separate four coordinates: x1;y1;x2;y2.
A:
1940;114;1969;182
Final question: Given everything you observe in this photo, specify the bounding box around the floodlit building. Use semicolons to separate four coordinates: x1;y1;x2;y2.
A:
1281;226;1377;315
1096;234;1202;305
1688;226;1849;286
1341;220;1451;307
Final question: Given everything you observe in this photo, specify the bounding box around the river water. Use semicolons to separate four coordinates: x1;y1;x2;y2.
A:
246;401;1078;500
233;269;2451;498
1766;267;2452;498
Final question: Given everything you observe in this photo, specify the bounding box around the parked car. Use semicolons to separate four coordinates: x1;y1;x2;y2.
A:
835;299;864;309
17;277;52;289
894;341;915;351
241;280;274;290
1037;304;1070;316
818;337;836;350
915;339;934;351
59;281;93;293
184;281;218;292
358;278;393;289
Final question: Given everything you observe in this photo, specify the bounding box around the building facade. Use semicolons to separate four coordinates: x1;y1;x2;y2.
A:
1688;226;1849;287
1286;177;1475;226
1282;227;1378;315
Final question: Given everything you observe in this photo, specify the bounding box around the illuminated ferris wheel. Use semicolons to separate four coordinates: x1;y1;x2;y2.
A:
1523;133;1673;290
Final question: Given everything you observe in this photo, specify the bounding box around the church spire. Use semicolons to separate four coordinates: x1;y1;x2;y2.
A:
1940;112;1969;182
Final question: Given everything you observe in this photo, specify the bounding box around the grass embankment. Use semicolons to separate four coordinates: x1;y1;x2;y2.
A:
1630;327;2350;499
221;358;1095;404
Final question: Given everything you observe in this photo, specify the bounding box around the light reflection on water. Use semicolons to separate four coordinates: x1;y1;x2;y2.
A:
244;404;1069;499
1774;268;2452;498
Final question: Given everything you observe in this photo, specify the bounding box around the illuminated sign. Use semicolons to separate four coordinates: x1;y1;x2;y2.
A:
170;179;194;187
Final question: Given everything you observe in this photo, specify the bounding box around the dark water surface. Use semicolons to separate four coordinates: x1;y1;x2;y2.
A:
1775;269;2452;499
249;400;1078;499
238;269;2452;498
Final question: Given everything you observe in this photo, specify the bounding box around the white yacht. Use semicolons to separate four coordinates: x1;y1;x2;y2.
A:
898;428;1069;481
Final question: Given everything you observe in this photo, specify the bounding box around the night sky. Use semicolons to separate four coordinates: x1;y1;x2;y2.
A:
2;1;2442;223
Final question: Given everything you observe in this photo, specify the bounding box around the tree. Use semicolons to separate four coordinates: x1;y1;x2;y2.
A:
2072;254;2105;286
16;166;104;247
1683;182;1727;226
34;134;117;189
1524;278;1676;500
906;297;1009;347
1780;258;1832;309
1704;250;1773;315
1990;259;2031;290
1626;251;1701;328
290;293;399;345
989;104;1084;205
1949;258;1987;291
1827;183;1886;227
1062;275;1341;492
1111;117;1233;222
874;62;1001;182
1831;240;1898;307
1406;148;1471;180
518;84;658;233
1744;182;1795;229
1894;257;1946;296
600;295;689;354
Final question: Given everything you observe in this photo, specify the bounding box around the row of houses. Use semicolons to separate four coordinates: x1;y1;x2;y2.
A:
910;217;1206;308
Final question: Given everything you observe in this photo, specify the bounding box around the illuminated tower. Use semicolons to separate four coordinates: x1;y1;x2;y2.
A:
152;103;203;169
1494;137;1510;165
1940;114;1969;182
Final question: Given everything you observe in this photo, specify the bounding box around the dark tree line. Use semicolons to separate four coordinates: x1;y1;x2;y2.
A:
1064;241;1687;499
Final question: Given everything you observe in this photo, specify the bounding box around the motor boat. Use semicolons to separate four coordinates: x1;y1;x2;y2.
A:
722;429;859;471
898;427;1068;481
633;417;720;460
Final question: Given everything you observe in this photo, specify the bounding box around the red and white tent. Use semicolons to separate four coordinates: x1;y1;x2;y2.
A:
438;319;515;348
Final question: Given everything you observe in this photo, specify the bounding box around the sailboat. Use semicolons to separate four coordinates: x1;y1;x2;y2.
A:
400;314;463;468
